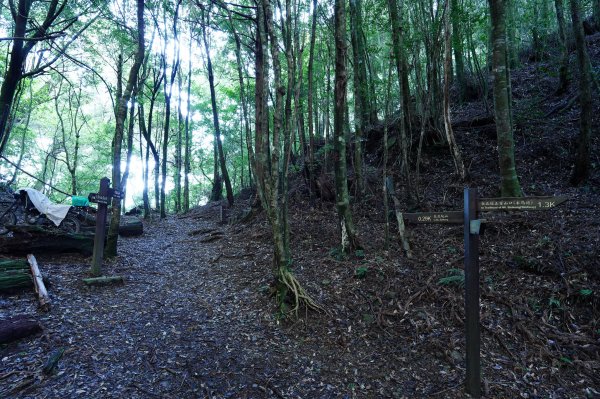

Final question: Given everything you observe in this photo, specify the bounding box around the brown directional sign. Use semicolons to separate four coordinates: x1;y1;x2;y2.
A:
478;196;567;211
403;211;463;224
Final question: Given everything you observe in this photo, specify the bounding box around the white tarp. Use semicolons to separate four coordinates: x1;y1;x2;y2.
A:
18;188;71;227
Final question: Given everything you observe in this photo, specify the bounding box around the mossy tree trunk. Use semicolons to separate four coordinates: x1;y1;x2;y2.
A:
489;0;523;197
335;0;361;253
250;0;319;316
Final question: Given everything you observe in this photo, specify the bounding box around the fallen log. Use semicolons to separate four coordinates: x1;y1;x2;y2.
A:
0;259;29;272
0;225;93;256
0;258;32;292
118;217;143;237
0;270;32;293
27;254;50;311
83;276;124;286
0;315;42;344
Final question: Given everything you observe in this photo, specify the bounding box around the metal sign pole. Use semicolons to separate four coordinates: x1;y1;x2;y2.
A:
464;187;481;397
90;177;110;276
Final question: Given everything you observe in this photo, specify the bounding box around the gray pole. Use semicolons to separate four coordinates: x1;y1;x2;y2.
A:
464;187;481;397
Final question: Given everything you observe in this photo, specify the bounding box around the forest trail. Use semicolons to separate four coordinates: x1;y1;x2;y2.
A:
3;205;391;399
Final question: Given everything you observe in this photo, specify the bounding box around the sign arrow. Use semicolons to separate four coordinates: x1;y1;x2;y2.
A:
403;211;464;224
478;196;567;211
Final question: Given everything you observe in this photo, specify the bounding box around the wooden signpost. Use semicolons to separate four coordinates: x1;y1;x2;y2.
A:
403;188;566;398
88;177;111;276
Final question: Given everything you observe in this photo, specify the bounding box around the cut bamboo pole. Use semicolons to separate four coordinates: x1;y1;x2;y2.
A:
27;254;51;311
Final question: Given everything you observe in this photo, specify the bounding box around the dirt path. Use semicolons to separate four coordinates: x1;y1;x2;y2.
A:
1;209;354;398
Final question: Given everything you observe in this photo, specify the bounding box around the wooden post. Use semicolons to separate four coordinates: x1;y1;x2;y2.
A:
464;187;481;397
90;177;110;276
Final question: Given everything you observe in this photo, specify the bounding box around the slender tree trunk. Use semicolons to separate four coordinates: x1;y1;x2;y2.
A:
106;0;145;257
8;84;33;186
569;0;592;185
349;0;366;194
555;0;569;94
141;118;150;217
228;12;254;185
306;0;318;197
121;96;136;203
202;16;234;207
452;0;466;101
183;35;192;212
334;0;361;252
175;67;183;213
160;1;181;218
387;0;412;193
489;0;522;196
444;0;466;179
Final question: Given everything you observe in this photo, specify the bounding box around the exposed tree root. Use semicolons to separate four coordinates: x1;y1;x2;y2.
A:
278;267;323;316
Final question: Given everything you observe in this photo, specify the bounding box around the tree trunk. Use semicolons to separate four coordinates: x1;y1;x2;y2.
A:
306;0;318;197
452;0;467;101
489;0;523;197
555;0;570;94
349;0;366;194
444;0;467;180
160;1;182;218
0;0;29;155
183;34;192;212
202;13;234;207
105;0;146;257
334;0;361;253
569;0;592;185
175;67;183;213
387;0;412;194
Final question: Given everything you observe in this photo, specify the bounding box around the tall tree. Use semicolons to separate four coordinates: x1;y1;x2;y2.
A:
444;0;466;179
306;0;318;196
554;0;569;94
183;32;193;212
251;0;319;315
489;0;522;196
334;0;361;252
105;0;146;258
0;0;97;155
569;0;592;185
201;8;234;206
451;0;467;101
387;0;412;196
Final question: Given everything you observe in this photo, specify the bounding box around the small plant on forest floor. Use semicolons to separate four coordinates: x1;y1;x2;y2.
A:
438;268;464;287
354;266;368;279
328;246;348;261
548;296;562;309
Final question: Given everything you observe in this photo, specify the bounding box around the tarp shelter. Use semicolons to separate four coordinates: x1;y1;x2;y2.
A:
18;188;71;227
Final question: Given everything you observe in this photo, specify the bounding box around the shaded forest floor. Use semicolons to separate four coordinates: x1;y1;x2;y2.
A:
1;35;600;399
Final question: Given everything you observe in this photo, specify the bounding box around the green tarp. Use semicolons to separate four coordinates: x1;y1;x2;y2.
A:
71;196;90;207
